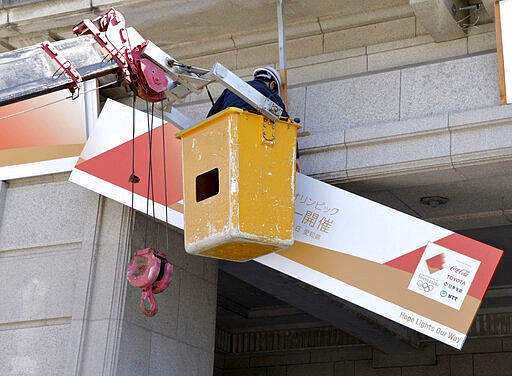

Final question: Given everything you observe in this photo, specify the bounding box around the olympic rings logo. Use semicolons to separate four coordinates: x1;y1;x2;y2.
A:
417;280;434;292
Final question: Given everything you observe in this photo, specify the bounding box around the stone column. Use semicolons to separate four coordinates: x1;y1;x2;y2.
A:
0;176;217;376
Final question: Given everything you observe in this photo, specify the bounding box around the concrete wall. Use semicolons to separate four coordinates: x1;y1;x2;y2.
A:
176;27;510;191
0;174;217;376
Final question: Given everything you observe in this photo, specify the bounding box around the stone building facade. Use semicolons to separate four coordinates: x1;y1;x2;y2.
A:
1;1;511;375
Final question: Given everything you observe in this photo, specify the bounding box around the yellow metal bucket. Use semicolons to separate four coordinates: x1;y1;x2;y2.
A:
176;108;301;261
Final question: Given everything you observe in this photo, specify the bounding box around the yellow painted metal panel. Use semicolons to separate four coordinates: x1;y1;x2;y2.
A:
176;108;300;261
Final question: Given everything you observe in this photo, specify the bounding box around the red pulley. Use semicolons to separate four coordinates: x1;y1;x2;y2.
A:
127;248;161;289
152;251;174;294
127;248;174;317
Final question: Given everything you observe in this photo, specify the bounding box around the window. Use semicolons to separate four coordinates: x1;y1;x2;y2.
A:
196;168;219;202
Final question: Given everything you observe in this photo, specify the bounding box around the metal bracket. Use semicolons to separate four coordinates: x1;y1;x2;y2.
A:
73;8;167;102
142;41;213;103
261;117;276;144
142;41;283;122
41;40;83;98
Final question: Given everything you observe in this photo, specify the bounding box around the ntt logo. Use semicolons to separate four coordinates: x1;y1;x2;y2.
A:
440;290;448;297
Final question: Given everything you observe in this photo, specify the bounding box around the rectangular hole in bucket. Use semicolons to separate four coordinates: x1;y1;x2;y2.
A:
196;168;219;202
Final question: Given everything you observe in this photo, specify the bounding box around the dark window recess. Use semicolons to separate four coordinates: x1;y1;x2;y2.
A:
196;168;219;202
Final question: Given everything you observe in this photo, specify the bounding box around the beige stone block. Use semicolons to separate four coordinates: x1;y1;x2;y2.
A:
183;50;238;72
0;10;7;25
288;47;366;70
287;34;324;61
233;18;322;49
324;17;416;53
0;323;70;376
169;35;235;60
0;28;16;41
0;181;95;250
8;0;89;23
450;119;512;161
367;35;434;54
304;70;400;131
14;10;95;36
0;248;78;323
368;38;467;71
400;53;499;119
233;29;276;49
300;147;347;178
319;4;414;32
346;141;453;182
172;18;321;59
236;42;279;69
481;0;495;20
415;16;431;36
287;18;323;38
287;55;367;86
411;0;466;42
4;32;54;48
345;114;449;143
345;118;451;173
468;22;495;35
0;43;11;53
92;0;125;6
468;31;496;54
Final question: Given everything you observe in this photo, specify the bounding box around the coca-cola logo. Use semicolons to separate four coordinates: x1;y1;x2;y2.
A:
450;266;470;277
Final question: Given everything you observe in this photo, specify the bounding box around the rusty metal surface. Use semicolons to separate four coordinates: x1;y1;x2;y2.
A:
0;35;118;106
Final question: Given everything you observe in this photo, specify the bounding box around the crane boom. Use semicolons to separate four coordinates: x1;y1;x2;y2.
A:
0;7;284;122
0;35;117;106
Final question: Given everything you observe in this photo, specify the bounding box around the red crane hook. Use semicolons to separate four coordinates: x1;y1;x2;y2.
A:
127;248;174;316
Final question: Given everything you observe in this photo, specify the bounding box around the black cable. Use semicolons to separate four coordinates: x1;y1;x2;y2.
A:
143;94;153;248
129;92;137;255
206;86;215;106
160;101;170;254
150;102;157;244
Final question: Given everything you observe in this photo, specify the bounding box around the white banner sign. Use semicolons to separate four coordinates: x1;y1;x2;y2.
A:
70;100;503;349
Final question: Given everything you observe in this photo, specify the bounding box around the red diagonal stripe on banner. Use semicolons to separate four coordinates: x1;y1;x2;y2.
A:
385;234;503;300
384;246;425;273
75;122;183;206
436;233;503;300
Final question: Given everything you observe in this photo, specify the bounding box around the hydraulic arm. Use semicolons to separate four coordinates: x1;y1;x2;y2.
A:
0;8;283;122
